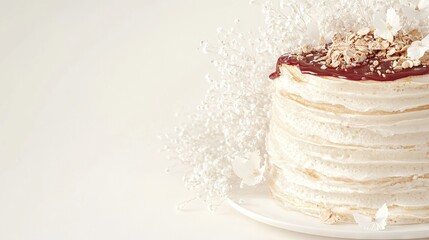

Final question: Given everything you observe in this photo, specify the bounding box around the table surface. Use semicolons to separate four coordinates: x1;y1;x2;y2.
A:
0;1;354;239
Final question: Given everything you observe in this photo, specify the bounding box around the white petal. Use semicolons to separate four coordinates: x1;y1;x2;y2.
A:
353;204;389;231
375;204;389;221
243;160;265;187
386;8;401;34
374;204;388;231
245;151;261;170
374;217;387;231
353;213;374;230
240;165;265;187
419;0;429;10
353;213;383;231
386;8;399;25
372;14;394;41
374;28;393;42
232;151;265;187
375;219;387;231
407;41;427;59
240;172;263;187
232;157;252;179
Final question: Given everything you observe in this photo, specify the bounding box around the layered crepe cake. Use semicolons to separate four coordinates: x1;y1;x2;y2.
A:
267;28;429;224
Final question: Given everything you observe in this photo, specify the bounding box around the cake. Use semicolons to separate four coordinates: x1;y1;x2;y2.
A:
267;27;429;224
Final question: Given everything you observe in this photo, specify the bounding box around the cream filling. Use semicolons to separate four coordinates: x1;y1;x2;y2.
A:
279;65;429;112
269;165;429;208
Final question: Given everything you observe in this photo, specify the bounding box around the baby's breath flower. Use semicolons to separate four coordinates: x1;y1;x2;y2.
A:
407;34;429;59
373;8;401;42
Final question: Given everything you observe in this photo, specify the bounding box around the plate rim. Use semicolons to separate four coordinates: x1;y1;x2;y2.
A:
227;187;429;240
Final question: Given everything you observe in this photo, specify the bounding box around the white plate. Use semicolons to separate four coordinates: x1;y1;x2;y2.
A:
228;185;429;239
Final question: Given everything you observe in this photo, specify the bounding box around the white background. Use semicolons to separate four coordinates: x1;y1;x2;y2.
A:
0;0;345;239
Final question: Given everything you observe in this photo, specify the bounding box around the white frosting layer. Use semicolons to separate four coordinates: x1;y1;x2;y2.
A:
267;65;429;224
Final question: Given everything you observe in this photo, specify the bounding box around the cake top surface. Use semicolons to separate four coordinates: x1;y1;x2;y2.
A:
270;8;429;81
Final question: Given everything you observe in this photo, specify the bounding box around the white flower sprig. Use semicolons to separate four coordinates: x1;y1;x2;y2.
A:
353;204;389;231
401;0;429;19
373;8;401;42
407;34;429;59
232;151;266;188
